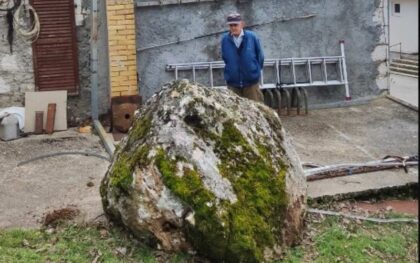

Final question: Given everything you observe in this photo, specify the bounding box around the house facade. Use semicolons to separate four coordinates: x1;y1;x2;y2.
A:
0;0;401;124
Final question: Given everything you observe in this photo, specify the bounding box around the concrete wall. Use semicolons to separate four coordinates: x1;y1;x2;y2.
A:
390;0;419;54
0;1;110;125
390;73;419;107
68;0;110;125
135;0;387;105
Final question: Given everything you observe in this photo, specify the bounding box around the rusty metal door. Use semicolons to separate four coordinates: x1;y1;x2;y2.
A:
31;0;79;95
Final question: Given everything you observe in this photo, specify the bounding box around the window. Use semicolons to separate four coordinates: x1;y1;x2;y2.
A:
394;3;401;14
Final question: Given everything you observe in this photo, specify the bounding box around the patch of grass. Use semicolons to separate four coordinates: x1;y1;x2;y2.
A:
280;214;418;263
0;212;417;263
0;224;170;263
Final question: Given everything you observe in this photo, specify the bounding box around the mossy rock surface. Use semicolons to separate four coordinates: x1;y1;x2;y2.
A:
100;80;307;262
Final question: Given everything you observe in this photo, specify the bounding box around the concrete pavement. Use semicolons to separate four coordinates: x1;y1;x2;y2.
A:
281;97;418;199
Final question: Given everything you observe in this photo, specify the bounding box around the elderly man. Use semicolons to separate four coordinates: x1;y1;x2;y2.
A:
221;12;265;102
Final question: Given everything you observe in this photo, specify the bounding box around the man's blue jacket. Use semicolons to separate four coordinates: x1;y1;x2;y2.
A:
221;30;264;88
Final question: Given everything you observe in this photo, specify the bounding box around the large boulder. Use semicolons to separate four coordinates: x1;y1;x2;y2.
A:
100;80;307;262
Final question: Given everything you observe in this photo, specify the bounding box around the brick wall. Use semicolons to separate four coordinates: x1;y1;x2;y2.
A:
106;0;138;97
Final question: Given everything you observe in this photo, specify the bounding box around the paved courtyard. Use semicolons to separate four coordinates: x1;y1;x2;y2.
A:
281;97;418;198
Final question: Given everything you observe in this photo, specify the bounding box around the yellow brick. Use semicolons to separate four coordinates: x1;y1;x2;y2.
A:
111;91;122;97
119;71;133;76
113;56;128;61
107;15;122;21
126;79;137;85
111;85;128;92
125;14;134;20
111;71;120;77
107;5;125;11
108;25;126;30
109;45;127;51
115;10;130;15
110;64;125;69
114;75;129;81
120;90;138;96
128;74;137;80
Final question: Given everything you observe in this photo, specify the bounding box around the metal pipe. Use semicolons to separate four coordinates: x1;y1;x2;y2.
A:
260;69;264;86
291;58;297;85
90;0;99;120
340;40;351;100
387;0;391;91
322;58;328;83
209;64;213;88
307;59;312;83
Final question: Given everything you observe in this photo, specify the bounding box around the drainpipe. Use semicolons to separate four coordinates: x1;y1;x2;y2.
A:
90;0;99;120
90;0;115;157
387;0;391;91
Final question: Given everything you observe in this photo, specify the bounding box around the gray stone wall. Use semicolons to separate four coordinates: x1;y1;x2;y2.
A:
136;0;387;106
0;12;35;107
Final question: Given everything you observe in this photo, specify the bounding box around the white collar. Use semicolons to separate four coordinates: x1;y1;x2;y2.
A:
232;30;244;39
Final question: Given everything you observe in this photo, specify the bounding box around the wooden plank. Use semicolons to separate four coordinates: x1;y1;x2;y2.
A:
45;103;57;134
34;111;44;134
24;91;67;133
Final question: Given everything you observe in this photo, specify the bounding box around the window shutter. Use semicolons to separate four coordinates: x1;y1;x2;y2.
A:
31;0;79;95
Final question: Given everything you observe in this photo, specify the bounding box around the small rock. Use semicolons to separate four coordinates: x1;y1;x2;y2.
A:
385;206;393;211
87;182;95;187
115;247;127;256
79;125;92;133
22;239;30;247
45;228;55;234
50;237;58;245
99;228;108;239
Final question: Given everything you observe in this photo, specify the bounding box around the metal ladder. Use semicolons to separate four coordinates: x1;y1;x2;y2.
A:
166;41;350;115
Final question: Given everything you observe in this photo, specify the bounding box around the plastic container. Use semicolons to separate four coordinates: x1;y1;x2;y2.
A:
0;115;20;141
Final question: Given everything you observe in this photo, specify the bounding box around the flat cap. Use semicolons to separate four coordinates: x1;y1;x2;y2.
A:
226;12;242;24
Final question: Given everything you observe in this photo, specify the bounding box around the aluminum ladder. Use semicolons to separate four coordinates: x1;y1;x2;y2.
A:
166;41;350;116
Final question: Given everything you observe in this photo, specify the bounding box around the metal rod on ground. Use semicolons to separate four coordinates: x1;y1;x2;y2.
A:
17;151;110;166
93;120;115;158
307;208;418;224
304;156;418;181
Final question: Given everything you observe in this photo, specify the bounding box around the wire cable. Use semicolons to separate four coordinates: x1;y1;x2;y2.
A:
13;1;40;42
17;151;110;167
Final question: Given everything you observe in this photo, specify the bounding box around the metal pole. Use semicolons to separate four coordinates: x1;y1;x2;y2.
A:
340;40;351;100
90;0;99;120
291;58;297;85
387;0;391;91
322;58;328;83
209;63;213;88
307;59;313;83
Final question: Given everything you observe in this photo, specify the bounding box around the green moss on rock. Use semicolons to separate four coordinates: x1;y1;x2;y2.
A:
127;113;152;147
154;120;288;263
107;145;151;198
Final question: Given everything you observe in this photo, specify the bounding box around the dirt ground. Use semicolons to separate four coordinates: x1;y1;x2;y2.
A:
0;129;110;228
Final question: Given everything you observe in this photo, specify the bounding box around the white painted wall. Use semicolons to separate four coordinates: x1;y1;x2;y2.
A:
390;0;418;54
